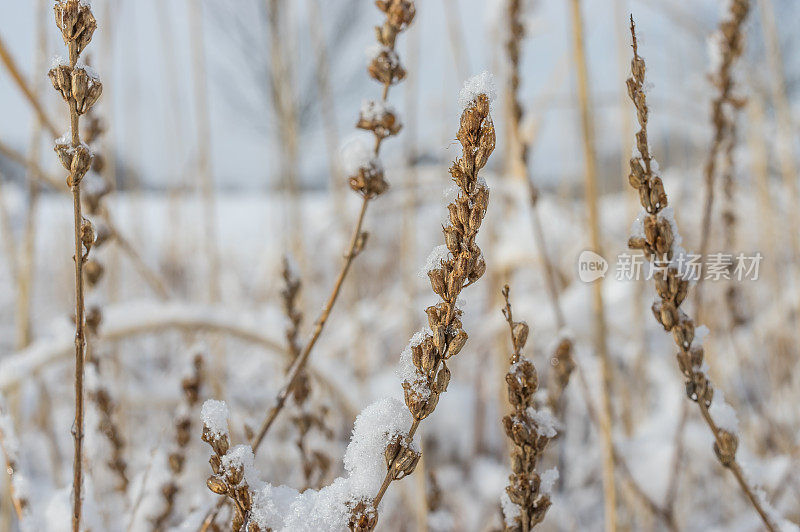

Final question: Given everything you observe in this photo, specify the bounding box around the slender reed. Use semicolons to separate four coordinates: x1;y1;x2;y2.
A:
16;0;49;350
281;258;333;490
153;353;205;530
694;0;749;318
349;80;495;531
187;0;221;303
49;2;102;529
248;0;415;454
199;3;417;528
625;20;778;531
567;1;617;528
499;286;556;531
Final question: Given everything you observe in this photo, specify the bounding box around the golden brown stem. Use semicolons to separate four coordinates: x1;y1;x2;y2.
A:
250;197;369;452
187;0;221;303
568;1;617;529
0;33;60;138
64;37;87;532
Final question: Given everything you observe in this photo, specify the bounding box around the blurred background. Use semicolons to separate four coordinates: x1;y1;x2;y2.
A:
1;0;799;530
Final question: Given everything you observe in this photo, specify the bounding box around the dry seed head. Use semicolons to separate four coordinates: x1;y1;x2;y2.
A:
54;0;97;51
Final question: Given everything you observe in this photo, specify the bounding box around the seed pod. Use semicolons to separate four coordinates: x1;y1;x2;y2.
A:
512;321;529;351
444;225;460;253
237;486;252;510
447;203;461;230
631;55;646;83
80;218;95;250
384;438;400;468
70;145;93;184
456;197;470;227
470;255;486;282
49;64;73;100
54;142;73;171
226;465;244;487
428;268;446;297
468;203;483;232
84;260;103;285
660;301;677;330
433;326;446;351
206;476;227;495
71;67;89;112
445;330;467;358
425;305;441;329
83;78;103;114
418;392;439;420
713;429;738;466
435;365;451;393
411;343;423;370
639;184;653;212
209;454;222;474
643;215;658;244
420;345;436;373
212;436;229;457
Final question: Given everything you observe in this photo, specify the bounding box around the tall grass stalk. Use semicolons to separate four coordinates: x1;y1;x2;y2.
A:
568;1;617;528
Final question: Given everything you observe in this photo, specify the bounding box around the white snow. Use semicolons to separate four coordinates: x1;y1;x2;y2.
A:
540;467;559;494
360;99;397;121
419;245;450;278
527;406;558;438
340;136;382;176
458;71;497;110
201;399;229;439
500;491;521;526
709;391;739;433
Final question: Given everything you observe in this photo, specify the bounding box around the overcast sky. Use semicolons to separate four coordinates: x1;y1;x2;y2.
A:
0;0;795;191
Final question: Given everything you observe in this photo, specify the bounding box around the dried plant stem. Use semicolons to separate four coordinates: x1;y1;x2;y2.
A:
188;0;221;303
0;173;19;283
568;1;617;529
758;0;800;256
626;21;777;530
0;32;59;138
267;0;305;275
363;84;495;531
49;4;103;528
68;42;87;532
573;367;677;531
250;198;369;452
102;212;171;300
694;0;749;318
16;0;48;350
306;0;345;207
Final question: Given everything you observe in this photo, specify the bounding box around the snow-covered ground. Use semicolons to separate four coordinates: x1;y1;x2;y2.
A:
1;160;799;530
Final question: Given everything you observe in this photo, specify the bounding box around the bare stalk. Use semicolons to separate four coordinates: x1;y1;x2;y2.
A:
187;0;221;303
694;0;750;319
625;21;778;531
16;0;48;350
248;0;415;452
356;83;496;531
567;1;617;528
49;3;103;529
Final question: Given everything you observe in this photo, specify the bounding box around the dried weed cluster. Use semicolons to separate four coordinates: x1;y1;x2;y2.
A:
49;1;103;529
500;286;555;532
626;18;777;531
